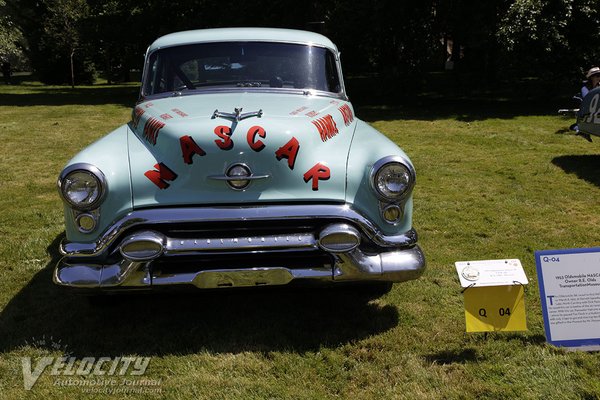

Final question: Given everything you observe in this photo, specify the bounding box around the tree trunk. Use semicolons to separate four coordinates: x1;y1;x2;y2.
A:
70;48;75;89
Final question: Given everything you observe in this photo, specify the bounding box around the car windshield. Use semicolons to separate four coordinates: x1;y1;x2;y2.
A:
143;42;342;96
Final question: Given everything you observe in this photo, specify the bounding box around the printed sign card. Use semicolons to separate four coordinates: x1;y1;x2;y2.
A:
455;259;529;288
535;248;600;351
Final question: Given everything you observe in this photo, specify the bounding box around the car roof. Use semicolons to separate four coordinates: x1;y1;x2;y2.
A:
147;28;338;53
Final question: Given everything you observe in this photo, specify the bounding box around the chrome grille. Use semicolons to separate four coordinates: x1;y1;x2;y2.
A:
165;233;317;254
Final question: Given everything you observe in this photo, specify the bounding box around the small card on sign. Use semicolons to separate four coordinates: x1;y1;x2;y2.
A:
455;259;529;288
464;285;527;332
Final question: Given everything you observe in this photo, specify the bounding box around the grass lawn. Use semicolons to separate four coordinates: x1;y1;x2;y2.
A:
0;79;599;399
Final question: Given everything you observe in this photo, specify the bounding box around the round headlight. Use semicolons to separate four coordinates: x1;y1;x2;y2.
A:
58;164;106;210
373;161;413;200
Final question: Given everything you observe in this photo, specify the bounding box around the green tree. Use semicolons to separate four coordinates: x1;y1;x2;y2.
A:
434;0;509;78
322;0;440;95
6;0;600;88
0;0;27;69
5;0;95;85
497;0;600;79
40;0;95;85
85;0;145;83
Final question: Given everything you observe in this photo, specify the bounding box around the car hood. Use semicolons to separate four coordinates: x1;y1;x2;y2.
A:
128;92;357;208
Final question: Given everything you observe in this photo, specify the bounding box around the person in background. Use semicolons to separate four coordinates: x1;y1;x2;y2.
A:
581;67;600;98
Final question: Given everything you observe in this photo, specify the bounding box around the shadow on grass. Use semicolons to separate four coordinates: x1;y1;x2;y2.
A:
552;155;600;188
354;98;563;123
348;74;570;122
424;348;479;365
0;85;139;108
424;333;547;365
0;234;399;357
554;127;575;135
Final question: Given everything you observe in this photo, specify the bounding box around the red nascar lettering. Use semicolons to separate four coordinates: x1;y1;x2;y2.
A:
275;137;300;170
132;107;145;129
338;104;354;126
290;106;308;115
214;126;233;150
172;108;188;117
180;135;206;164
311;115;339;142
247;126;266;152
144;163;178;189
160;113;173;120
303;163;330;191
143;117;165;145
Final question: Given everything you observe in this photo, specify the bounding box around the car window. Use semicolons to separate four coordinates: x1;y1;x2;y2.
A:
143;42;341;96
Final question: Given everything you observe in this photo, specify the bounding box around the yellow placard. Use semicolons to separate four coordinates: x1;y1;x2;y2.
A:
464;285;527;332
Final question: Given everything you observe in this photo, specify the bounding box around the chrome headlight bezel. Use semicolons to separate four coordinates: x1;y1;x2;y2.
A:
370;156;416;202
57;163;107;211
226;163;252;190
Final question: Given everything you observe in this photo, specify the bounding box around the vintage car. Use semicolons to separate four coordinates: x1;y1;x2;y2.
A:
54;28;425;292
576;86;600;140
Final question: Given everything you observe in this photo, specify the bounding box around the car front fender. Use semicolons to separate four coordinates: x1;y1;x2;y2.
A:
345;120;415;236
60;124;133;243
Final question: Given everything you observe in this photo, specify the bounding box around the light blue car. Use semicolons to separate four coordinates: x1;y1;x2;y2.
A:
577;87;600;139
54;28;425;292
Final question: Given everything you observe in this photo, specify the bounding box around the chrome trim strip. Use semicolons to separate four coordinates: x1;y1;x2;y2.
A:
164;233;317;254
139;87;347;103
207;174;270;181
207;163;270;190
60;204;418;257
148;39;339;59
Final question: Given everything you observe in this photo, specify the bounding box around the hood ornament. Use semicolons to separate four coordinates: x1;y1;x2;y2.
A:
212;107;263;122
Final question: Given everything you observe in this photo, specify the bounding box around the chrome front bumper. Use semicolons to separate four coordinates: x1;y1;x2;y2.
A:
54;204;425;290
54;246;425;289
